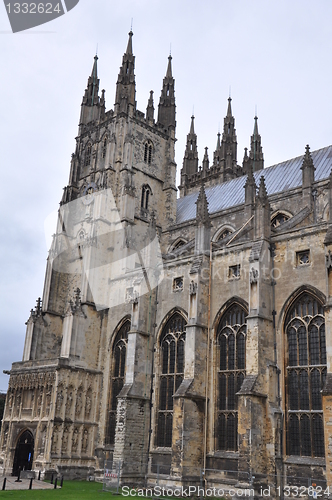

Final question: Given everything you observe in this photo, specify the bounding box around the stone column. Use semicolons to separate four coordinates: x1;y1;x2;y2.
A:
171;185;210;482
113;288;155;484
237;177;278;490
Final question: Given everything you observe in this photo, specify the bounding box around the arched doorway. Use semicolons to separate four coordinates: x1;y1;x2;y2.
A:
12;429;34;476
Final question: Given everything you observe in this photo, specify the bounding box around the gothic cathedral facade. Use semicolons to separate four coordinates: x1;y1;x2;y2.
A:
1;31;332;493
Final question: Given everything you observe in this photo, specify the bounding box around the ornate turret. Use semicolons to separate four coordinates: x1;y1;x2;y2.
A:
202;147;209;174
114;31;136;116
216;98;238;181
249;116;264;172
146;90;154;122
157;55;176;130
181;115;198;180
79;55;102;127
301;144;316;208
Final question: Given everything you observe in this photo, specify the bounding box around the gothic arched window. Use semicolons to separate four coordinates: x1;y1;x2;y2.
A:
157;313;186;448
85;143;92;167
106;320;130;445
144;142;153;164
285;292;326;457
141;184;152;211
216;303;247;451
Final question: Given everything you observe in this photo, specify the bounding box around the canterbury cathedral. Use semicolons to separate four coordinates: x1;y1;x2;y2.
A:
2;30;332;494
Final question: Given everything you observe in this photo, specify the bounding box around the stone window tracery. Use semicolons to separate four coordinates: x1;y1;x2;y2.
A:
106;320;130;446
141;184;152;211
85;143;92;167
271;212;290;228
285;293;326;457
216;303;247;452
217;228;232;241
157;313;186;448
144;141;153;164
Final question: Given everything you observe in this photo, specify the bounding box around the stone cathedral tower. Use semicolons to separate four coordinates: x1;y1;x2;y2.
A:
2;31;332;496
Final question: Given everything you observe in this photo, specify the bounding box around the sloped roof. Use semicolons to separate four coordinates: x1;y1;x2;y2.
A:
176;145;332;224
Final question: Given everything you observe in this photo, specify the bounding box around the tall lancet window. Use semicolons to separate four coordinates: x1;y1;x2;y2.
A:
157;313;186;448
85;143;92;167
216;303;247;451
285;293;326;457
106;319;130;445
102;136;108;159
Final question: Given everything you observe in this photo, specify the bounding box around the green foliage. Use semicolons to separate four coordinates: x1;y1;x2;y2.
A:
0;480;109;499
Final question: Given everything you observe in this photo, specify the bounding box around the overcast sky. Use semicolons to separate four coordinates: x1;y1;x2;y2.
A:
1;0;332;392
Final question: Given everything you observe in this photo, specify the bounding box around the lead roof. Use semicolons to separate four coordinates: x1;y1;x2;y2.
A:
176;145;332;224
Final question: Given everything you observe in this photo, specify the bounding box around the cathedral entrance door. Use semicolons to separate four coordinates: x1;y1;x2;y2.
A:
12;430;34;476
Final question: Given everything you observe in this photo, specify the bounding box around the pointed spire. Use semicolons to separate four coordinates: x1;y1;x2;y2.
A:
219;96;238;180
79;54;102;127
190;115;195;134
157;55;176;130
146;90;154;122
227;97;232;117
258;176;268;201
114;31;136;116
255;176;270;239
202;147;209;173
181;114;198;177
253;115;258;135
126;30;133;55
82;54;100;107
301;144;315;198
216;132;221;150
249;115;264;172
91;54;98;77
301;144;315;170
166;55;173;78
195;184;211;227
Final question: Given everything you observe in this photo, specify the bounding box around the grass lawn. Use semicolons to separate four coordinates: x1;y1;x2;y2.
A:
0;480;115;499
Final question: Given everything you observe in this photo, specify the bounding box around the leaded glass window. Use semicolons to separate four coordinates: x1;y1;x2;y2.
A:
106;320;130;445
157;314;186;447
285;293;326;457
217;303;247;451
85;143;92;167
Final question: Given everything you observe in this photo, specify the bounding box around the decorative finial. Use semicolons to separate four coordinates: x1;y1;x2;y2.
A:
131;18;133;31
96;43;98;56
229;85;231;98
170;43;172;56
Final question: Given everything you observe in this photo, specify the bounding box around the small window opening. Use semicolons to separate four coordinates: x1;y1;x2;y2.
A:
297;250;310;266
148;145;152;164
85;143;92;167
228;265;241;280
173;277;184;292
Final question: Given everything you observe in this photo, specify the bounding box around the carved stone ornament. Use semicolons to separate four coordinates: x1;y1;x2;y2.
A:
75;390;83;418
189;280;197;296
82;428;88;453
72;428;79;453
326;250;332;270
250;267;259;284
